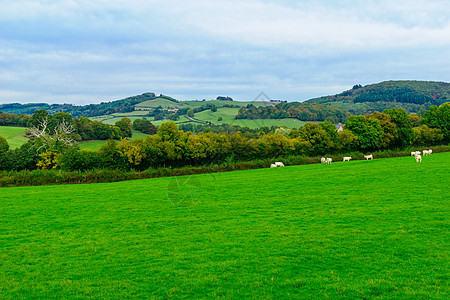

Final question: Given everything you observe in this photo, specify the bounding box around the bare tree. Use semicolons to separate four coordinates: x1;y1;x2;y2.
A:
26;116;77;153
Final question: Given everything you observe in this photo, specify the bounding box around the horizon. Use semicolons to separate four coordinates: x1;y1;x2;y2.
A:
1;1;450;105
2;79;449;107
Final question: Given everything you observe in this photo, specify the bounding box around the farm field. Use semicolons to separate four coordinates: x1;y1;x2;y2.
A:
181;100;275;108
135;97;189;109
79;130;150;150
0;126;27;149
0;153;448;298
194;108;307;128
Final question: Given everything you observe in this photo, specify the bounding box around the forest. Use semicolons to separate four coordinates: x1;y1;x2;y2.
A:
235;102;348;123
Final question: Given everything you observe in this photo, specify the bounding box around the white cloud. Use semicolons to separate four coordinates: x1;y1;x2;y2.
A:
1;0;449;104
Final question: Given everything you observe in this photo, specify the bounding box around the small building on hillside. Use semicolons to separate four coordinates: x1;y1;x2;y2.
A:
335;125;344;132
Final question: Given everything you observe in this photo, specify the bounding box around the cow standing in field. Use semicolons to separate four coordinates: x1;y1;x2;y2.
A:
325;158;332;164
423;149;432;156
364;154;373;160
343;157;351;162
415;154;422;163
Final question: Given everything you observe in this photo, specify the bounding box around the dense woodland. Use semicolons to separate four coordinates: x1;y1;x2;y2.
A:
234;102;348;123
0;103;449;173
307;81;450;114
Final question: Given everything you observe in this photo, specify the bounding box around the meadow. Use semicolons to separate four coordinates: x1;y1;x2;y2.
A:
0;153;448;298
79;130;150;151
194;108;306;128
0;126;27;149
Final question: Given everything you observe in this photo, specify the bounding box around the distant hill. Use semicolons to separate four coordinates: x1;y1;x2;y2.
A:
0;93;274;117
306;81;450;115
0;93;175;117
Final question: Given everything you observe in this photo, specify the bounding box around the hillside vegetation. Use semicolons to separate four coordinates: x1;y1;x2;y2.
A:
307;81;450;114
0;93;171;117
1;80;449;128
1;153;448;298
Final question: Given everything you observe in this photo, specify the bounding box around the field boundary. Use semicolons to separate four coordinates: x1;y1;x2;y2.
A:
1;146;449;188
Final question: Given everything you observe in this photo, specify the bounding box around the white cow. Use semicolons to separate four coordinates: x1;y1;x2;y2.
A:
325;158;332;164
270;162;284;168
415;154;422;163
423;149;432;156
364;154;373;160
343;157;351;162
411;151;421;156
321;157;326;164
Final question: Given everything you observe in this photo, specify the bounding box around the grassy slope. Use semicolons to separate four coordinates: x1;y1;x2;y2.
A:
135;98;188;109
0;126;27;149
79;130;150;151
181;100;275;108
0;153;448;298
192;107;306;129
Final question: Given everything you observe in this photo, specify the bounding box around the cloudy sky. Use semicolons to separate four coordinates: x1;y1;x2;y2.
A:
1;0;450;104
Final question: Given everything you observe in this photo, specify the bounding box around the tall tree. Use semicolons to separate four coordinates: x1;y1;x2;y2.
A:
384;108;413;148
115;117;133;138
345;115;383;151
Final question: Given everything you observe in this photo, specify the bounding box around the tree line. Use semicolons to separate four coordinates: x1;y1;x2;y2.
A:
235;102;349;123
1;104;448;173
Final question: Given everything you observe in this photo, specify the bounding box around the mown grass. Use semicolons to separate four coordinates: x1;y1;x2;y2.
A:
0;126;27;149
0;153;448;298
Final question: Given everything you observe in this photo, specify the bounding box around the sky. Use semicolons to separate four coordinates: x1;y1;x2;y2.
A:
1;0;450;105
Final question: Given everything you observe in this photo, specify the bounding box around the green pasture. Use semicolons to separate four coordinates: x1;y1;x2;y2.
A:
135;98;189;109
194;108;306;128
181;100;275;108
79;130;150;151
89;115;151;125
0;126;27;149
0;153;449;298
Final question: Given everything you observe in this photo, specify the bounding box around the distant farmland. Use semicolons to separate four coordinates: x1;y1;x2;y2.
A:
1;153;448;298
0;126;27;149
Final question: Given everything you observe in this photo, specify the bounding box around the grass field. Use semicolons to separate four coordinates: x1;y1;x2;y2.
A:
0;153;448;298
135;98;189;109
79;130;150;151
0;126;27;149
194;108;306;128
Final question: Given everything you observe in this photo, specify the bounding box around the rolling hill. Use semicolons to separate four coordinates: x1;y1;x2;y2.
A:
1;80;449;128
306;80;450;115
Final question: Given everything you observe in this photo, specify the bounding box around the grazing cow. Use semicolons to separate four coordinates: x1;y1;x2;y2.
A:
364;154;373;160
321;157;326;164
423;149;432;156
270;164;276;168
274;162;285;167
415;154;422;163
325;158;332;164
343;157;351;162
411;151;421;156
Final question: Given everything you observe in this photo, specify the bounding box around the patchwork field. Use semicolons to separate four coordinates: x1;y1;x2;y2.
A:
0;153;449;298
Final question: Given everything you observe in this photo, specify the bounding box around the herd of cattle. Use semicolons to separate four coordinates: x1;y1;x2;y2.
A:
270;149;433;168
410;149;433;163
